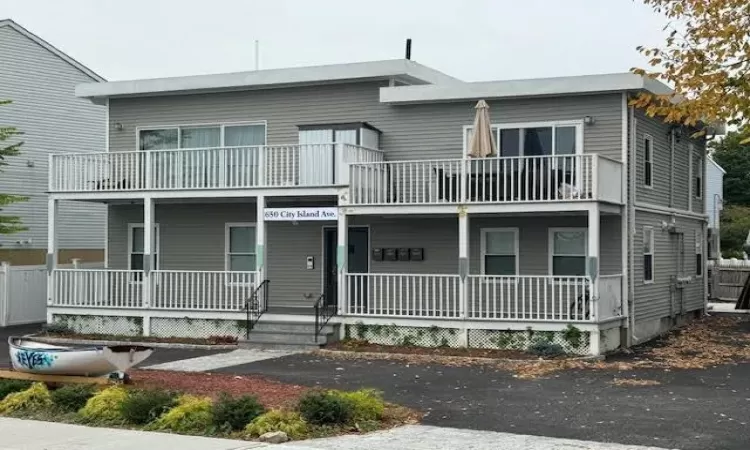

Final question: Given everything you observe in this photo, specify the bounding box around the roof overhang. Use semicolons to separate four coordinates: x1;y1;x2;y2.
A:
76;59;461;104
379;72;674;104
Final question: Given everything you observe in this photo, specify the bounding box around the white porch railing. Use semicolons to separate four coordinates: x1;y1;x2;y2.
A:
49;144;383;193
349;154;623;205
51;269;144;308
344;273;623;323
345;273;462;318
467;275;592;321
150;270;258;311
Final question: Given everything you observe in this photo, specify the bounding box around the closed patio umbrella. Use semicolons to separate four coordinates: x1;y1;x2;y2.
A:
467;100;497;158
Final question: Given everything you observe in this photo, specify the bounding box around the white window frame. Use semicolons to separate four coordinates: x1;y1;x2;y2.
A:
224;222;258;273
462;120;584;159
695;229;703;277
643;134;653;188
695;153;703;200
548;227;588;277
136;121;268;151
480;228;519;277
643;226;655;284
127;223;160;283
137;122;268;188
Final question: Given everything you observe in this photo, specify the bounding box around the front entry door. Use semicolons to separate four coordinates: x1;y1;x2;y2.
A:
323;227;369;307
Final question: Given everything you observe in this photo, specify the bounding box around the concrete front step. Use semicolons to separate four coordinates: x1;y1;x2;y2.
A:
250;320;335;334
238;318;339;349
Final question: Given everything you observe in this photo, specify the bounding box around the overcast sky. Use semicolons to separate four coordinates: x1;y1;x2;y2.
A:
1;0;667;82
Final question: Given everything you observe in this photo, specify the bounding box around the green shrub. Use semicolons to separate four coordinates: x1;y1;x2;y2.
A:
0;382;52;413
246;410;308;440
148;395;213;434
212;393;265;431
0;379;32;401
79;386;128;423
528;341;565;358
51;384;96;412
297;390;352;426
336;389;385;421
120;389;177;425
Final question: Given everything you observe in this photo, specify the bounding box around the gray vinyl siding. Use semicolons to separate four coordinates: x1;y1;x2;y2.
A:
0;25;106;250
108;204;622;307
109;86;624;161
633;210;705;325
634;110;707;212
691;142;706;214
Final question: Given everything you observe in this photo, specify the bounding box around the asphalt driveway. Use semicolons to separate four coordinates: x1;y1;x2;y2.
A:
216;353;750;450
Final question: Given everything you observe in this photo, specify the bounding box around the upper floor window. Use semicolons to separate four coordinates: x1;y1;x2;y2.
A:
225;223;257;272
643;135;653;188
694;153;703;199
138;123;266;151
464;122;582;158
549;228;587;276
481;228;518;275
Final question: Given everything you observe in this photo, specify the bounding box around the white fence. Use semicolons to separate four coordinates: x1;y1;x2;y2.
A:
0;262;103;327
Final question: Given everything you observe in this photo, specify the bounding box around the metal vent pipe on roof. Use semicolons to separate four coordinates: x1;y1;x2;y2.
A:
405;39;412;60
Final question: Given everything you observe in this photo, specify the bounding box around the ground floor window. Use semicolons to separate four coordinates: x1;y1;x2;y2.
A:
481;228;519;275
643;226;654;283
128;224;160;272
225;223;257;271
695;229;703;277
549;228;587;276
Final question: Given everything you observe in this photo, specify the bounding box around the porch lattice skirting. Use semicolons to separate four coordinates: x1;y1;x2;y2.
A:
346;324;591;355
51;314;251;340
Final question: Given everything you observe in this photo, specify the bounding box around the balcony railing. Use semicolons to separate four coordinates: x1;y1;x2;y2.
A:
49;143;383;193
348;154;623;205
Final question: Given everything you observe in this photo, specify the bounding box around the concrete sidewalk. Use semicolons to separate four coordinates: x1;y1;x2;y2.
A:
0;418;673;450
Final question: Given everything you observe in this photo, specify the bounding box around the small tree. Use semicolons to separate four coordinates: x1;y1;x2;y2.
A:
710;130;750;206
0;100;27;234
631;0;750;140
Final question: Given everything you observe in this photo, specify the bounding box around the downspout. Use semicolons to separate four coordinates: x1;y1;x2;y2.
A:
628;102;639;344
620;93;630;331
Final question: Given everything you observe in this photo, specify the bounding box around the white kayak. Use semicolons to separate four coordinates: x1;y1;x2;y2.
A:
8;337;153;377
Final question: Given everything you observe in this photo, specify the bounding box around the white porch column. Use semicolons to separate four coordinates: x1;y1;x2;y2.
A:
46;198;59;310
588;204;600;319
142;197;154;310
256;195;266;284
458;206;469;346
337;210;348;315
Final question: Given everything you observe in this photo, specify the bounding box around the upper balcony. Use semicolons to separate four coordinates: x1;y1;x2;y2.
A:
49;147;623;207
347;154;623;207
49;143;383;195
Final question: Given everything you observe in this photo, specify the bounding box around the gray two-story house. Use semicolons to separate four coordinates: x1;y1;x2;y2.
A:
0;19;106;265
46;59;709;355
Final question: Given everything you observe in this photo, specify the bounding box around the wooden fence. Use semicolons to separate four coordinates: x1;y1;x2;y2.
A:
708;259;750;303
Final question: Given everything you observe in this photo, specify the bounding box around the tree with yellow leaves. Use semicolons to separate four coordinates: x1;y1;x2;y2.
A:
632;0;750;139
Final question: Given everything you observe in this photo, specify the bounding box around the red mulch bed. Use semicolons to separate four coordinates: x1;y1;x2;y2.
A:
129;370;309;409
324;340;549;360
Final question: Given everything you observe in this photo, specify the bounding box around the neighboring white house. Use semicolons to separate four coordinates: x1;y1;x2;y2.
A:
0;19;106;265
706;156;724;230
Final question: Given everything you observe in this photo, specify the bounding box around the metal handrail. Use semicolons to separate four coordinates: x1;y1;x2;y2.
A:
244;280;269;339
313;292;336;340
